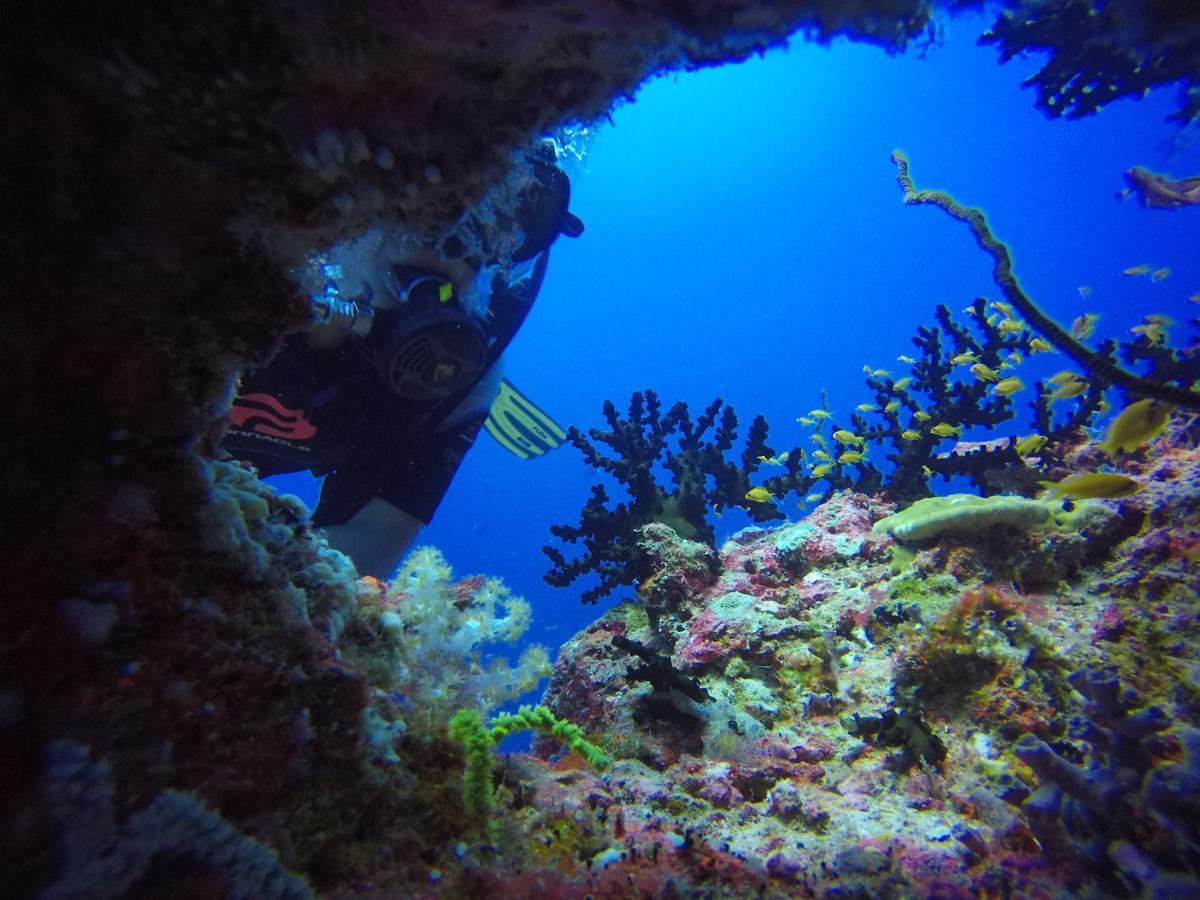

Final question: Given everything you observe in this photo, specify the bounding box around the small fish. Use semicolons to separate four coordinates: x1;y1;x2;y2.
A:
1098;399;1172;456
1144;313;1174;325
872;368;890;378
811;433;828;446
992;376;1026;396
1122;264;1152;276
813;450;831;461
1071;313;1100;339
838;450;865;464
931;423;961;438
1077;285;1092;300
950;351;979;366
921;465;933;476
804;492;824;504
970;362;1000;383
1015;433;1047;456
1131;322;1168;345
809;409;831;420
1040;473;1142;500
811;463;833;477
1049;379;1089;401
1150;267;1171;283
832;429;863;446
893;376;913;390
913;410;932;422
797;416;815;426
1189;294;1200;304
897;355;917;364
744;487;774;503
991;300;1015;317
1028;337;1054;354
997;318;1025;334
1048;370;1081;385
884;400;901;413
856;403;875;412
901;429;922;441
756;452;789;466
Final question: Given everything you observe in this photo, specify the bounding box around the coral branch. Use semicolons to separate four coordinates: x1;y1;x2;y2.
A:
891;150;1200;409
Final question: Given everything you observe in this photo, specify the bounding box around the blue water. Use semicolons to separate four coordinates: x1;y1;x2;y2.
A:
272;11;1200;655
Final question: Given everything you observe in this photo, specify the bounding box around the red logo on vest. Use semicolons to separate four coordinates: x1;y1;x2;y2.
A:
230;393;317;440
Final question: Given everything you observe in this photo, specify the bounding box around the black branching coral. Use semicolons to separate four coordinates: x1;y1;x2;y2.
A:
543;390;814;604
980;0;1200;126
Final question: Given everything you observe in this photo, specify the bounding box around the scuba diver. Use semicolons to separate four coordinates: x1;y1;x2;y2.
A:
222;146;584;577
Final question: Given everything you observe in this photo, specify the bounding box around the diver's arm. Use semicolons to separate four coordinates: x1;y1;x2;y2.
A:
321;498;422;579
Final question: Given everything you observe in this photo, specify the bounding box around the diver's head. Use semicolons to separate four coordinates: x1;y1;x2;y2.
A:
305;144;583;400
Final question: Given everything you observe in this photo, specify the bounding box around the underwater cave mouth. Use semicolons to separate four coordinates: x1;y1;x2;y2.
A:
9;2;1200;898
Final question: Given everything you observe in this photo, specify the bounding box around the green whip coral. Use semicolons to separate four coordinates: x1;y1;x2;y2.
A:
448;704;610;827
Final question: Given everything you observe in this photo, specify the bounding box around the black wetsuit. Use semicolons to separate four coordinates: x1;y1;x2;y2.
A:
223;255;546;527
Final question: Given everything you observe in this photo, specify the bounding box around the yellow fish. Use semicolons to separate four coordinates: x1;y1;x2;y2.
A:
797;416;815;426
804;492;824;504
992;376;1026;396
1048;370;1081;385
1028;337;1054;354
1098;399;1172;456
744;487;774;503
997;318;1025;334
832;429;863;446
897;355;917;364
893;376;913;390
1040;473;1142;500
901;429;922;441
1122;264;1152;276
913;410;932;422
1071;313;1100;340
884;400;901;413
1151;267;1171;283
872;368;890;378
756;452;789;466
1049;380;1088;401
811;464;833;477
991;300;1015;317
931;423;960;438
811;433;828;446
813;450;831;461
838;450;865;464
1007;352;1023;366
950;352;979;366
1015;434;1047;456
921;465;933;476
1131;322;1168;345
810;409;831;420
856;403;875;412
1144;313;1174;325
970;363;1000;383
